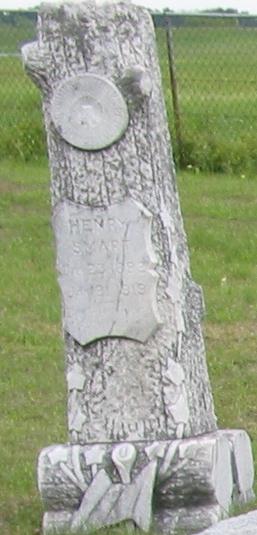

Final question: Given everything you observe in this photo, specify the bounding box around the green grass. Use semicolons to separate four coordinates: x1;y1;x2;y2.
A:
0;13;36;53
1;160;257;534
0;159;66;535
156;25;257;173
0;56;45;161
179;171;257;450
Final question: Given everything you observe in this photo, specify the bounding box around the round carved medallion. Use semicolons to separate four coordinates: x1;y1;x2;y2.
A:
51;74;129;151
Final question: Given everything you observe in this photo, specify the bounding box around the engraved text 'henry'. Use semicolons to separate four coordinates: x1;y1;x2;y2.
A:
53;199;161;345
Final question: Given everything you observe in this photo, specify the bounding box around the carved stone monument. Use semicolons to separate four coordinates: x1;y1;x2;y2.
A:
22;2;254;533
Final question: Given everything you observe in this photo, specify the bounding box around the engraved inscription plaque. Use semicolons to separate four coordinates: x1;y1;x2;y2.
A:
51;74;129;151
53;199;161;345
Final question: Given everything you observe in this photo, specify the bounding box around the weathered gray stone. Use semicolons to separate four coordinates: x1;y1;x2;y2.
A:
53;198;161;346
71;469;113;531
119;65;153;104
51;73;129;150
38;441;162;513
22;0;217;445
45;508;257;535
112;443;137;484
38;431;239;519
196;510;257;535
84;445;106;477
154;505;223;535
80;460;158;532
43;511;72;534
38;432;252;533
67;363;85;391
145;441;167;461
157;433;233;512
38;444;88;511
22;1;255;534
41;444;158;533
217;429;254;504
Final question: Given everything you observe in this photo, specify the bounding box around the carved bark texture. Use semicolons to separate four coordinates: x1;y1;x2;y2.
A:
22;1;217;443
38;432;254;534
38;435;233;514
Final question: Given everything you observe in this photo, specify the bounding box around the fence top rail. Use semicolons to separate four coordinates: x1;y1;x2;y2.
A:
153;12;257;18
0;9;257;18
152;12;257;28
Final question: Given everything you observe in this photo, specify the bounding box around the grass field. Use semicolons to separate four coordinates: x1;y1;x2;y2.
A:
1;159;257;534
0;56;44;161
0;13;36;53
157;24;257;174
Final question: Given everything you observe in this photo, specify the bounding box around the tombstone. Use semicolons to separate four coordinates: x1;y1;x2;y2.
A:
22;2;254;533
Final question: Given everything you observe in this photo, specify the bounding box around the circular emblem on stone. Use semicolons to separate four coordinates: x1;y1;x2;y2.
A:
51;74;129;151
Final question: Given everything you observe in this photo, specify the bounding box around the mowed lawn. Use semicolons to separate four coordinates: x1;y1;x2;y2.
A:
0;56;44;161
1;159;257;534
157;25;257;173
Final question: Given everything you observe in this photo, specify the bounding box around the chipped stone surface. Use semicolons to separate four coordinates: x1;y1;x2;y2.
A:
145;441;166;461
164;359;185;385
43;511;72;534
71;469;113;531
84;445;105;467
157;433;233;513
53;198;161;346
23;0;218;444
37;435;235;512
46;445;68;465
38;430;254;535
112;443;137;484
51;74;129;151
40;442;158;533
69;406;87;433
217;429;255;504
154;504;223;535
72;460;157;532
162;359;189;429
38;441;160;513
67;363;85;391
38;444;88;511
38;433;254;534
23;2;255;534
196;510;257;535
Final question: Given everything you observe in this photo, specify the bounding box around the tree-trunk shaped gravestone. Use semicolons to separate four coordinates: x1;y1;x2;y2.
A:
22;2;254;534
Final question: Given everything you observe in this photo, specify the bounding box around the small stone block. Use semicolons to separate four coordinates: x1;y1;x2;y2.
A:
43;511;72;533
154;504;223;535
218;429;255;504
195;509;257;535
53;198;161;346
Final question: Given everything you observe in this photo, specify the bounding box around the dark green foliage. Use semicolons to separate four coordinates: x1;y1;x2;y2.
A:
0;11;36;52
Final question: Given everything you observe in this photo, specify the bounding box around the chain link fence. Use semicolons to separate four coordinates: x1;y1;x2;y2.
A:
1;10;257;173
0;11;44;160
153;13;257;173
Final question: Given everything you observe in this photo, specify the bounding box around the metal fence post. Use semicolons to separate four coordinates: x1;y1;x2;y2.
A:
166;25;183;167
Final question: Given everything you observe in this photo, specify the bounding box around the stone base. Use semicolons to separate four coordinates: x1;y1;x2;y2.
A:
38;430;254;534
195;509;257;535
